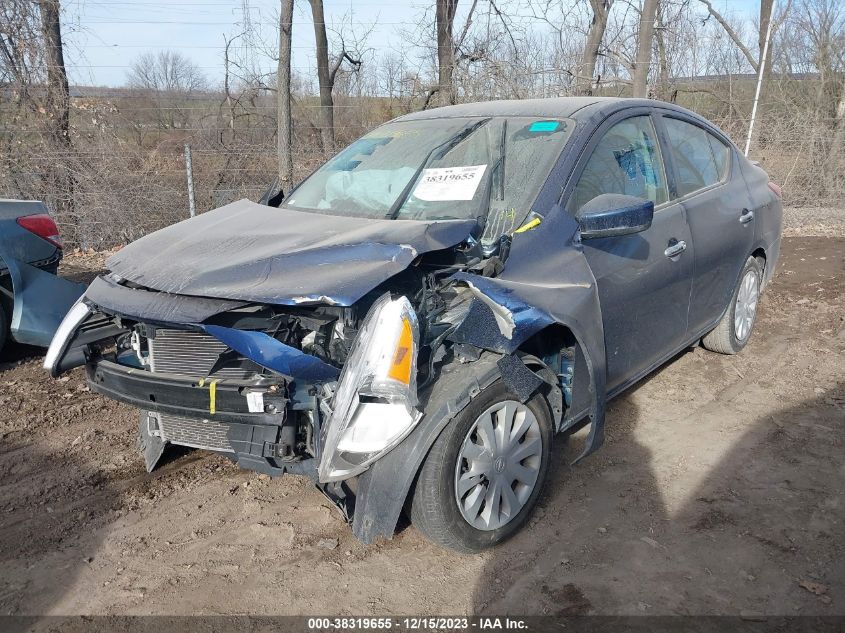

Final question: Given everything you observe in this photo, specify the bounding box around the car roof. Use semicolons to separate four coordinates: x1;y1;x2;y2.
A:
393;96;733;147
395;97;660;122
393;96;723;128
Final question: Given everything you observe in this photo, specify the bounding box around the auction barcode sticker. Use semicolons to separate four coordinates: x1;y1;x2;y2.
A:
412;164;487;201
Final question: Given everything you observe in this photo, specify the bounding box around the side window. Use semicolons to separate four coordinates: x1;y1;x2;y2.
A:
707;133;731;181
570;116;669;213
664;118;728;197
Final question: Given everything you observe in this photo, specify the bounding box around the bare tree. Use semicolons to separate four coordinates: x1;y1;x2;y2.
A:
127;50;208;128
308;0;362;154
38;0;69;147
277;0;294;189
37;0;77;239
697;0;784;75
633;0;659;97
654;2;669;99
576;0;613;95
759;0;776;83
436;0;459;105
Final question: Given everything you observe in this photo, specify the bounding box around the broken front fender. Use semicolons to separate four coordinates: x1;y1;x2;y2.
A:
450;204;607;462
0;250;85;348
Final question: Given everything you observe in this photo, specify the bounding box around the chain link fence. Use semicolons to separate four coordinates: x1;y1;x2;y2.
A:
2;83;843;250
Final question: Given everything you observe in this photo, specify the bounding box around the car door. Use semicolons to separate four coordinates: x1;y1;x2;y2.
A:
566;112;694;391
657;114;755;336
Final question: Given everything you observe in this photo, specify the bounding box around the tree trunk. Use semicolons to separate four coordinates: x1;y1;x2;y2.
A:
575;0;610;96
756;0;775;125
632;0;658;98
38;0;69;149
759;0;775;84
37;0;75;241
436;0;458;106
309;0;335;154
277;0;294;189
655;2;671;101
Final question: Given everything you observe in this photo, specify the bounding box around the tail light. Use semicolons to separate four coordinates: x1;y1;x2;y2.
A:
767;181;783;199
16;214;62;248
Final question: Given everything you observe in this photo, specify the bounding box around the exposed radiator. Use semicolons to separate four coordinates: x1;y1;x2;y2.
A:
149;328;253;380
147;328;250;453
156;413;234;453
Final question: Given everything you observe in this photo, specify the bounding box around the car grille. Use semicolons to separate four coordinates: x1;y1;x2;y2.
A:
157;413;233;453
149;328;253;380
148;328;248;453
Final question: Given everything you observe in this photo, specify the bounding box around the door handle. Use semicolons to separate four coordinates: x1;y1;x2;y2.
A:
664;240;687;258
740;208;754;224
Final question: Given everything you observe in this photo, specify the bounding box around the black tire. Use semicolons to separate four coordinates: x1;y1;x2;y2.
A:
702;256;763;355
410;379;553;553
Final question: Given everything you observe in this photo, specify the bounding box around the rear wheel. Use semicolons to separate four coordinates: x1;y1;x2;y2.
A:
410;380;553;552
702;256;763;355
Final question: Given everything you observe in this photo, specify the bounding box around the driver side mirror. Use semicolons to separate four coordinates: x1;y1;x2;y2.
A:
259;179;285;208
576;194;654;239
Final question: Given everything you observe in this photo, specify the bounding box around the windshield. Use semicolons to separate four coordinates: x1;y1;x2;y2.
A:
284;116;573;233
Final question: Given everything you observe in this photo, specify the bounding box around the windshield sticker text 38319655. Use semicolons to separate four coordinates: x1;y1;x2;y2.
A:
412;164;487;202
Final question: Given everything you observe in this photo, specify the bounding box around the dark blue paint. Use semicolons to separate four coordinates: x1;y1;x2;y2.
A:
201;324;340;382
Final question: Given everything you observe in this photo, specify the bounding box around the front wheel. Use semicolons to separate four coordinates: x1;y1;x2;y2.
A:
702;256;763;355
410;380;553;553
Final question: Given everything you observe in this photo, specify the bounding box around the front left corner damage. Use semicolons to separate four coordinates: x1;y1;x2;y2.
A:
350;205;610;543
448;203;608;463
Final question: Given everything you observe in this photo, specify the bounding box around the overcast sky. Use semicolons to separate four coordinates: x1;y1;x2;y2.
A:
64;0;762;88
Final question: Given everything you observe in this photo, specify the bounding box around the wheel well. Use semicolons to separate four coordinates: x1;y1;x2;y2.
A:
518;324;577;430
751;247;767;288
518;324;576;360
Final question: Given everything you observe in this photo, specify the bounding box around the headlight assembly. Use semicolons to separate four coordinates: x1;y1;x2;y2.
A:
318;294;422;482
43;299;90;376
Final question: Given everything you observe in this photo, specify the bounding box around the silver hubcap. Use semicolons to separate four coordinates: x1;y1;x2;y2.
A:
454;400;543;531
734;270;759;341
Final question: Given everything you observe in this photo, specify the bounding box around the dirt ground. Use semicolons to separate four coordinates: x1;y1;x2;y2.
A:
0;220;842;617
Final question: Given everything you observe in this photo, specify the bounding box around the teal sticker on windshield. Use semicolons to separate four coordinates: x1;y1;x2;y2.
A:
529;121;559;132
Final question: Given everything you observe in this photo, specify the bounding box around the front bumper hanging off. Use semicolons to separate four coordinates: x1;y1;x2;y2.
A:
87;359;319;479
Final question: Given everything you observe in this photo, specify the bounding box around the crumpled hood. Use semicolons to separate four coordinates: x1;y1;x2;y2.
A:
107;199;476;306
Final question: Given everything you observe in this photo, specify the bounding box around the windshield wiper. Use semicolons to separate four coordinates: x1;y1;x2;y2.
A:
386;118;491;219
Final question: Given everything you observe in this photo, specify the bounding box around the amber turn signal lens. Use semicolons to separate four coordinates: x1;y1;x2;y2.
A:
387;317;413;385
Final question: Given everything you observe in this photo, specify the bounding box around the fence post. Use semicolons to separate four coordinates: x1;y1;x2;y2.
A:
184;143;196;218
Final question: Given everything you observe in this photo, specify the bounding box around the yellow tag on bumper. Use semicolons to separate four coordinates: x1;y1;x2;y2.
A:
208;379;218;415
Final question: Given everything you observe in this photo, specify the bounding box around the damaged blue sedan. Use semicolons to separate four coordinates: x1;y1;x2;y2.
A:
45;97;783;552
